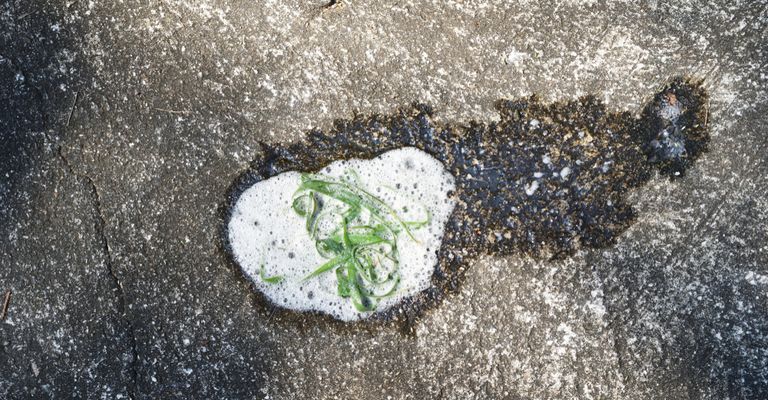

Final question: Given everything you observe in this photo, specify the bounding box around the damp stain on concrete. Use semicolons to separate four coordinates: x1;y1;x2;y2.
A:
222;77;710;326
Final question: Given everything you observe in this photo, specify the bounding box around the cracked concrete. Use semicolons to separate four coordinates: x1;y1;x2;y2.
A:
57;147;140;399
0;152;135;398
2;0;768;399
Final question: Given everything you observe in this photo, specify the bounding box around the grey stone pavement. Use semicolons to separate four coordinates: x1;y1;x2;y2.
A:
1;0;767;398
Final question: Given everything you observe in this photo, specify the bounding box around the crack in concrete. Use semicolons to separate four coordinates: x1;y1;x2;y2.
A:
55;133;139;400
609;322;628;391
6;44;140;400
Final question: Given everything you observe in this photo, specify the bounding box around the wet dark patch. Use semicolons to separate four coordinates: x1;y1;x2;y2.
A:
638;80;710;177
220;77;710;330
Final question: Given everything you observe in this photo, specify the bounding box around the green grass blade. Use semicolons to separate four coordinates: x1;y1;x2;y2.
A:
259;264;284;284
302;256;347;282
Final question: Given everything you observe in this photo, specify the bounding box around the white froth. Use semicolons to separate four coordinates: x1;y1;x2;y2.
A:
227;147;456;321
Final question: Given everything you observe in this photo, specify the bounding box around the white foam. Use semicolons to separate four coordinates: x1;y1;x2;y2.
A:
227;147;456;321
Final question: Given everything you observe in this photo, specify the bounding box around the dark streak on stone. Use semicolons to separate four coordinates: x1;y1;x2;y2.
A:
1;290;11;321
220;77;710;331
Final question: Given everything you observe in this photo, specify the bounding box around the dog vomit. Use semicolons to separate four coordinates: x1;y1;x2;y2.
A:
223;77;710;322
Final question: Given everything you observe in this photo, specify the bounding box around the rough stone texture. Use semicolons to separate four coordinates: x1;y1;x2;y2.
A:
1;0;766;399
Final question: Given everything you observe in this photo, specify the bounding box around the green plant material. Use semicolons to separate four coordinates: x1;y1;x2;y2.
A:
259;264;284;284
292;172;429;312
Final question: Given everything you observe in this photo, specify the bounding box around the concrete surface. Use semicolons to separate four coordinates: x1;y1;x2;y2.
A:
1;0;767;398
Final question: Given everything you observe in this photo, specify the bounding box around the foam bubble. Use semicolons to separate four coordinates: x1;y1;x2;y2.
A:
227;147;456;321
